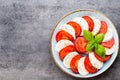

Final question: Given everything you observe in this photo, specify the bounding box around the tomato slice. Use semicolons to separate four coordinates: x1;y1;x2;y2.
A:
84;56;98;73
74;37;88;53
70;55;82;73
82;16;94;32
67;21;82;37
94;53;111;62
56;30;74;42
59;45;75;61
101;38;114;48
99;21;108;34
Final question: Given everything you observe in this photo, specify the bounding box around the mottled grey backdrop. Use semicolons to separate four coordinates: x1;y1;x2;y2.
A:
0;0;119;80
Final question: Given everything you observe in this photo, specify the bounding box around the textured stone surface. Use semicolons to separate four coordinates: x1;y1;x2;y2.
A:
0;0;119;80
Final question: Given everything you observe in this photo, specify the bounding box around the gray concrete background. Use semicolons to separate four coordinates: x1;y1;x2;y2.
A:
0;0;119;80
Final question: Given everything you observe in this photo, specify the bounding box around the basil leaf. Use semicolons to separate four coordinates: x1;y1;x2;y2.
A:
95;33;104;43
89;40;95;44
94;43;98;49
86;41;95;52
95;44;106;58
83;30;94;41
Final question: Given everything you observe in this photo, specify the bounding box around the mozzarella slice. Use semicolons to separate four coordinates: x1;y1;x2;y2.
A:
60;24;76;39
105;45;115;55
63;52;78;68
72;17;88;35
90;16;101;35
56;40;73;52
103;28;113;42
78;57;89;75
89;52;103;69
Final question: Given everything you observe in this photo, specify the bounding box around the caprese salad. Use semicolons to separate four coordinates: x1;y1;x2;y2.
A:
55;16;115;75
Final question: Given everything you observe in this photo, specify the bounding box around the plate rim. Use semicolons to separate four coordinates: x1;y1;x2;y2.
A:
50;9;119;78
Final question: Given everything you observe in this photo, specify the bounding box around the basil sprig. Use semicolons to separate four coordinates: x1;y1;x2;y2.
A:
83;30;105;58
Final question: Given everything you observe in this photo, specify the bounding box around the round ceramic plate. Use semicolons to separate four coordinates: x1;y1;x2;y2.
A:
50;9;119;78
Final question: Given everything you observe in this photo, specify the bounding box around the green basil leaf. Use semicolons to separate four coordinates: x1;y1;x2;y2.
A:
83;30;94;41
89;40;95;44
94;43;98;49
86;42;95;52
95;44;106;58
95;33;104;43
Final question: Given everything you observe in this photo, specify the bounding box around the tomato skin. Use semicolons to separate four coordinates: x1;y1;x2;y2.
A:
70;55;82;73
56;30;74;42
84;56;98;73
74;37;88;53
59;45;75;61
82;16;94;32
67;21;82;37
101;38;115;48
99;21;108;34
94;53;111;62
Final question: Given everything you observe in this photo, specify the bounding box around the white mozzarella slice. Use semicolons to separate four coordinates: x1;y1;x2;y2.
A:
63;52;78;68
78;57;89;75
89;52;103;69
105;45;115;55
90;16;101;35
56;40;73;52
60;24;76;39
72;17;88;35
103;28;113;42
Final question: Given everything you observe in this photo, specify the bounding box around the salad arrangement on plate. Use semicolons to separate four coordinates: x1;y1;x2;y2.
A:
50;10;119;78
55;16;115;75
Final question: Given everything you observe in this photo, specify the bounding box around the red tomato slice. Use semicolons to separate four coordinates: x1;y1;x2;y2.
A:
70;55;82;73
59;45;75;61
94;53;111;62
67;21;82;37
56;30;74;42
101;38;115;48
99;21;108;34
82;16;94;32
84;56;98;73
74;37;88;53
